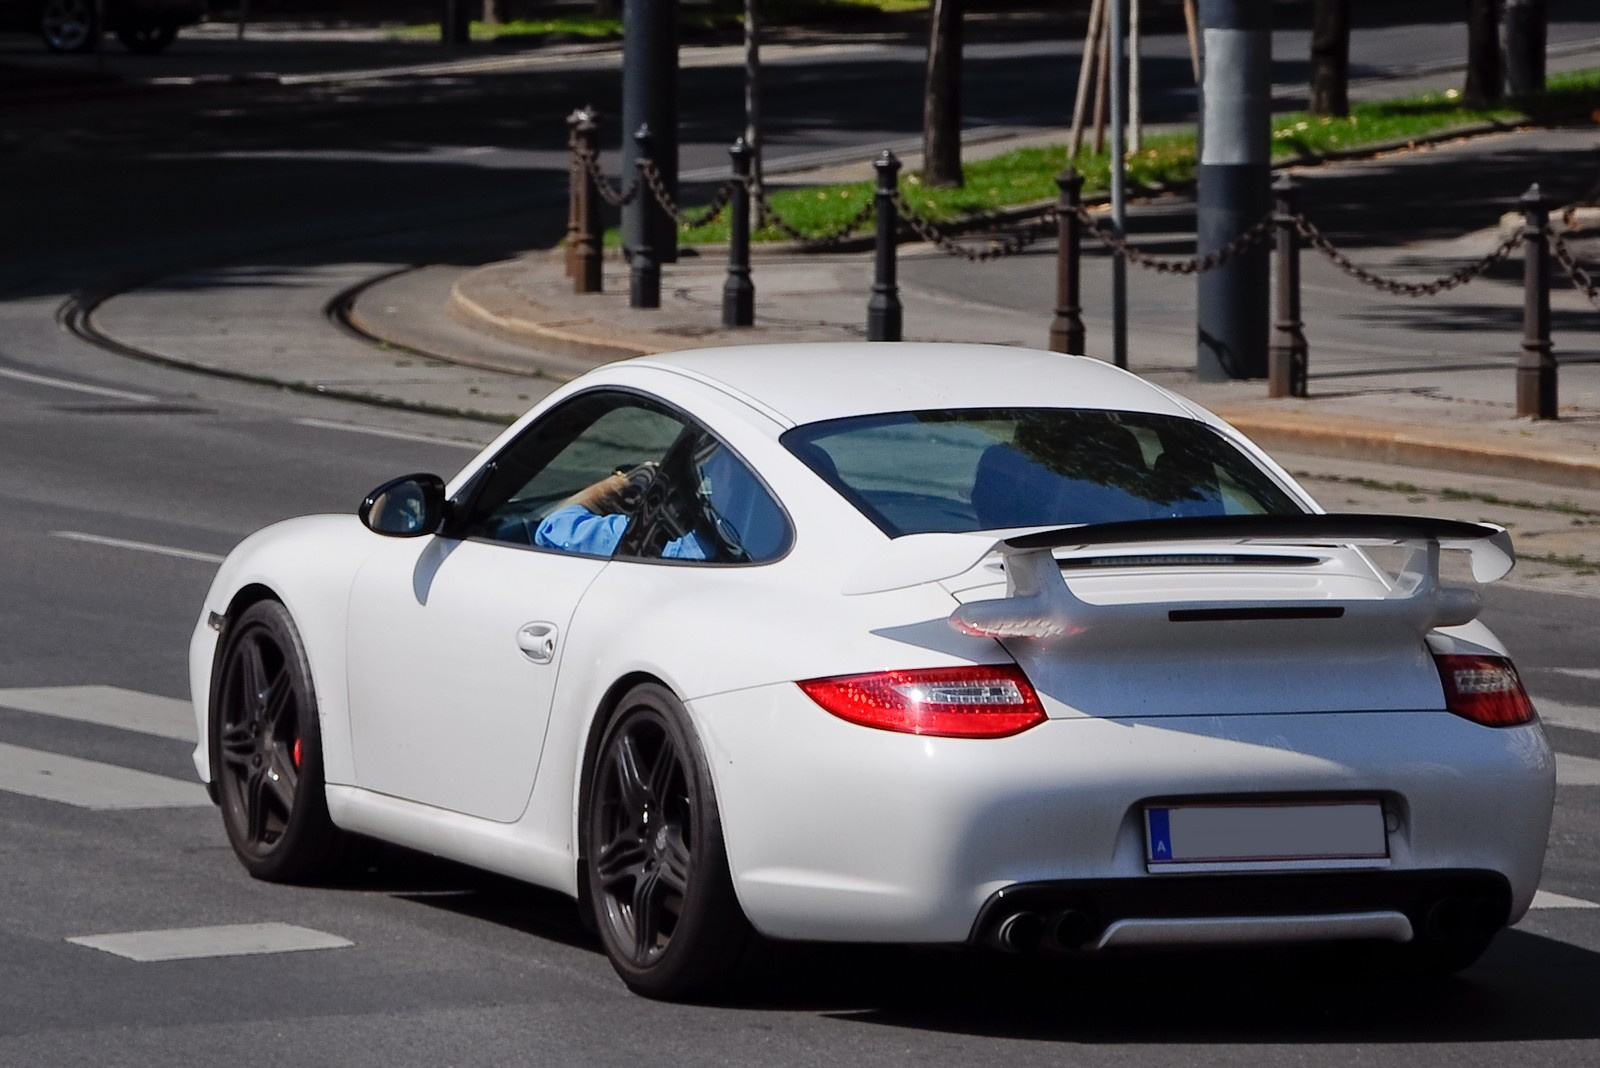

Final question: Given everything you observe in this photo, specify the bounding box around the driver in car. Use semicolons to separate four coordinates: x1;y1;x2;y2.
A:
534;466;710;560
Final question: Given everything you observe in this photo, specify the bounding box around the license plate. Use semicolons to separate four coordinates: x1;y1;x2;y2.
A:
1145;801;1388;866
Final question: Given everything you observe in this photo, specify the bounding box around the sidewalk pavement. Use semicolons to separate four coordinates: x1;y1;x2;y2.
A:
80;119;1600;589
343;125;1600;495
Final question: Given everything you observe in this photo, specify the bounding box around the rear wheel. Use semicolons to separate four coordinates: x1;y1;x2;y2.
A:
212;600;347;883
117;24;178;54
584;684;755;999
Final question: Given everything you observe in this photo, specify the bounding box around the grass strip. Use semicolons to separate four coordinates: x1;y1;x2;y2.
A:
648;68;1600;247
392;0;930;42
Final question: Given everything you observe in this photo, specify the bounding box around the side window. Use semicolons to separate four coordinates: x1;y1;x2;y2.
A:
617;427;792;565
458;392;686;555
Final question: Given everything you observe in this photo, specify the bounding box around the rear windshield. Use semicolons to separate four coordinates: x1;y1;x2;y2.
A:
780;408;1303;536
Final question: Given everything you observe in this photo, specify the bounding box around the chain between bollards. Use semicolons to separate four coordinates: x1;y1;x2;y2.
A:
1268;174;1308;399
867;150;902;343
1518;183;1557;419
1049;167;1085;354
723;138;755;328
630;124;661;310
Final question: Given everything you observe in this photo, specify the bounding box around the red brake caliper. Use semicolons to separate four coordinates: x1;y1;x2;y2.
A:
292;738;303;770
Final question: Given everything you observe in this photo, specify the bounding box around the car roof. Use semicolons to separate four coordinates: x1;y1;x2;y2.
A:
630;343;1194;428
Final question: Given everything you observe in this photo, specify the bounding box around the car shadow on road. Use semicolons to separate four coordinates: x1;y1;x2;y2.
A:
798;932;1600;1044
343;844;1600;1040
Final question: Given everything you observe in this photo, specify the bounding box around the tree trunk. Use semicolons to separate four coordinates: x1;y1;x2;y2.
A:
1308;0;1350;117
482;0;500;27
1464;0;1504;106
922;0;963;188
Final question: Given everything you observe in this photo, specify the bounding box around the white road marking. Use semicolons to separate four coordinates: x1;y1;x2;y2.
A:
1552;668;1600;682
51;531;224;564
1530;890;1600;910
1556;752;1600;787
294;417;481;449
67;923;352;962
0;742;207;809
0;686;194;742
1534;697;1600;736
0;367;155;402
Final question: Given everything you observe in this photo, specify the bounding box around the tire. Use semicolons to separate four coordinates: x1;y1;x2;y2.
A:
39;0;95;53
584;684;755;1000
211;600;348;883
117;24;178;54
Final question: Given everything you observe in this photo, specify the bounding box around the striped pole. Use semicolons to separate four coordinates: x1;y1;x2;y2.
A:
1196;0;1271;380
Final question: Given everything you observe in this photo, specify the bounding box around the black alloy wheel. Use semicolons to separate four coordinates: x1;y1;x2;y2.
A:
39;0;95;53
585;684;754;999
212;600;346;883
117;24;178;54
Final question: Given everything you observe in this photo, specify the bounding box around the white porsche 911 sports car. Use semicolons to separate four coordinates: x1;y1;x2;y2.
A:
190;343;1554;999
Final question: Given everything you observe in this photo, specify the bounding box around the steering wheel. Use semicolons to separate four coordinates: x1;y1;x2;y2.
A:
616;462;659;511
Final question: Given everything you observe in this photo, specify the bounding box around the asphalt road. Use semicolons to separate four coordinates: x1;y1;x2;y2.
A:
3;16;1600;1065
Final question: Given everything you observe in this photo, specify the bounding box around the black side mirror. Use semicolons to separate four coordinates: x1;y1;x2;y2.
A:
359;473;447;538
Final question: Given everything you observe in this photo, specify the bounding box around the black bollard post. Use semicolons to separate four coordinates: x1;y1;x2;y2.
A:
572;108;603;295
631;124;661;310
1049;167;1086;354
1268;173;1308;398
1517;183;1557;419
441;0;470;44
723;138;755;328
867;150;903;343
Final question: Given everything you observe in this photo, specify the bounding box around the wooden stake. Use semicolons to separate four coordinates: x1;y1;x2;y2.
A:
1093;11;1110;155
1067;0;1106;159
1183;0;1201;83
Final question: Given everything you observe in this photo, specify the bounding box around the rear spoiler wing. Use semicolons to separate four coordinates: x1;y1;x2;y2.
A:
844;513;1513;639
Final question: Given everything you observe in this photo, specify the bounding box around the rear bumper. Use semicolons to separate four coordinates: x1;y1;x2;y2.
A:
690;684;1555;945
971;869;1510;953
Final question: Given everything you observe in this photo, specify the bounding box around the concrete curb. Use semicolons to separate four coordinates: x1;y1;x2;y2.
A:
448;274;655;365
1216;408;1600;491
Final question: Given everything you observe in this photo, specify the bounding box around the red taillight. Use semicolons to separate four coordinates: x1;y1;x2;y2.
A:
1434;654;1536;727
798;665;1046;738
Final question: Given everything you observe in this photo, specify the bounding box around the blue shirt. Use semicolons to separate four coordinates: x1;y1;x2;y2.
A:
534;505;708;560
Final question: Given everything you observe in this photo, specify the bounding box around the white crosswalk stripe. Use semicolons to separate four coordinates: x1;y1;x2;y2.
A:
0;685;195;741
0;742;207;809
1557;753;1600;787
67;923;352;962
0;686;204;809
1536;696;1600;736
1530;890;1600;910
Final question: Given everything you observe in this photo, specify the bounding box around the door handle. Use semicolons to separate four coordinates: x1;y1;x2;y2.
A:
516;621;558;664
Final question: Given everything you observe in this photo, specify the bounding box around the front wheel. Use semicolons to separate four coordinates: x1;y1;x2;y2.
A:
584;684;755;999
211;600;348;883
117;24;178;54
39;0;95;53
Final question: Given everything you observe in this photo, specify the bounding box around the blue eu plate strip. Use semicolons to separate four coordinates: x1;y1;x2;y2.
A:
1147;807;1173;862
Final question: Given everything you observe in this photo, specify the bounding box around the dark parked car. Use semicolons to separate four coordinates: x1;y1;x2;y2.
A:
1;0;204;54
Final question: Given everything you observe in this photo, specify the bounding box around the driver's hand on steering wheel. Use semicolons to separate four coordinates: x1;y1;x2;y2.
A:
567;472;631;514
566;463;657;515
